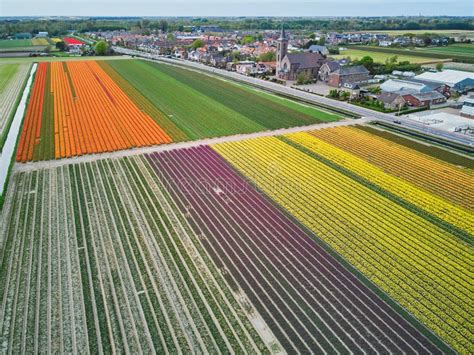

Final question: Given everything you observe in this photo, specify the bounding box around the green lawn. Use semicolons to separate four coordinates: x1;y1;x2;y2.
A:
105;59;340;140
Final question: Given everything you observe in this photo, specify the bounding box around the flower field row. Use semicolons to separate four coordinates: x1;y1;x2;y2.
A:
0;63;31;149
63;37;85;45
31;38;50;46
310;126;473;210
16;61;172;162
285;131;473;235
212;136;473;353
0;146;448;353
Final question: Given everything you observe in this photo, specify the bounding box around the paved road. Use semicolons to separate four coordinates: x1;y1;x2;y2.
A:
14;118;363;173
114;47;474;147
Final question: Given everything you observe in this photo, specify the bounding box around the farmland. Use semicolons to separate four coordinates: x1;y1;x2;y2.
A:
0;63;31;149
333;48;445;64
0;148;450;353
213;129;473;353
0;40;48;52
419;44;474;57
340;45;474;63
15;59;340;162
1;55;473;354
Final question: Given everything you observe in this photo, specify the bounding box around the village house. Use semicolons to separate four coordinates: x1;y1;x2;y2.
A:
319;61;341;82
236;61;256;75
327;65;370;87
402;91;447;107
377;91;408;110
276;28;325;81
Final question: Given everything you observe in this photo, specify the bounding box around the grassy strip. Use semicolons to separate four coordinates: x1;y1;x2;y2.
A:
220;151;455;354
356;125;474;169
0;64;31;151
279;136;473;246
372;121;474;155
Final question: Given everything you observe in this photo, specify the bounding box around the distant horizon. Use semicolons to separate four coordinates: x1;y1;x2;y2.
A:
1;1;473;17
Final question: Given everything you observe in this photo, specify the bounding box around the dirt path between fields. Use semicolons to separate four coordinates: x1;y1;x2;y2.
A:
14;118;366;173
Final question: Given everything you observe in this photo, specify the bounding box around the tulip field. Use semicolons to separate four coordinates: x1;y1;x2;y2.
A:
15;59;340;162
1;56;472;353
213;130;473;353
0;63;31;149
0;145;453;354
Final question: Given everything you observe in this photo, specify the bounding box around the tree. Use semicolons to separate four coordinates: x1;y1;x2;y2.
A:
296;72;310;85
258;51;276;62
357;55;375;73
436;63;444;72
317;37;326;45
94;40;108;56
191;39;204;50
55;41;66;51
241;35;255;45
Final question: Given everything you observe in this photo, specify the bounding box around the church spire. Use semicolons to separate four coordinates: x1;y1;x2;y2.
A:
278;25;287;41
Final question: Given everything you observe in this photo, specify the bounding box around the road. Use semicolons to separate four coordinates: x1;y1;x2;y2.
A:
14;118;363;173
114;46;474;147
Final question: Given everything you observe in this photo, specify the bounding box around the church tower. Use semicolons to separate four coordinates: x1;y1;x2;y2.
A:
276;26;288;77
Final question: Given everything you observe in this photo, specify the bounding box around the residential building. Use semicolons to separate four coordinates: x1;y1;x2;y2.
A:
307;45;329;56
319;61;341;82
236;61;256;75
328;65;370;87
402;91;447;107
377;92;407;109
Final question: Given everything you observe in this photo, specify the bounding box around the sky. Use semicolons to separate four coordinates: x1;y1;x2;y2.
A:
1;0;473;17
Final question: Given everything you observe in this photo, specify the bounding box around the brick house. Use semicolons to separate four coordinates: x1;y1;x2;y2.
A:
402;91;447;107
328;65;370;87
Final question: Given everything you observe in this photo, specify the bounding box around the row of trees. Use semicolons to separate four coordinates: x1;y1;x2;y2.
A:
1;16;473;38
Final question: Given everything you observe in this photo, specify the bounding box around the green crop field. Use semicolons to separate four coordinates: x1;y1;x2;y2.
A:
333;49;445;64
419;44;474;56
0;40;33;49
342;45;474;63
105;59;340;140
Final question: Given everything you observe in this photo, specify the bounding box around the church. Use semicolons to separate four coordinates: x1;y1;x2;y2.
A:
276;27;326;81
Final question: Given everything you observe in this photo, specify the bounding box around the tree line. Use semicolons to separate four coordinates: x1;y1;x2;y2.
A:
1;16;473;38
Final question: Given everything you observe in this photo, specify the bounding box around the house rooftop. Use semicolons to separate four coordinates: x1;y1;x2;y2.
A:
286;52;323;70
334;65;369;76
415;69;474;87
